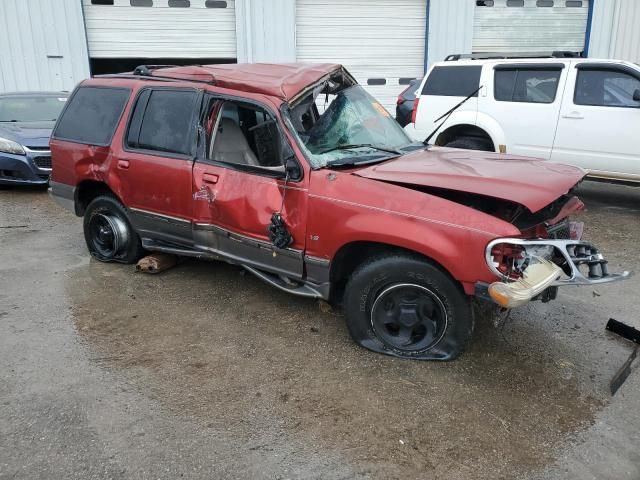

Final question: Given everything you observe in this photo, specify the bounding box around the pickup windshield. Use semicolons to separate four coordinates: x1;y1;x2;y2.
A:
289;84;415;168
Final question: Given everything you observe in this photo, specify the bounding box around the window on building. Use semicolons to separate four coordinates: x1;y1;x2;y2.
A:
494;68;561;103
168;0;190;6
91;0;114;5
422;66;482;97
476;1;494;6
53;87;130;146
205;0;227;7
575;69;640;107
536;0;554;6
367;78;386;86
566;1;582;6
130;0;152;6
127;89;198;156
506;0;524;6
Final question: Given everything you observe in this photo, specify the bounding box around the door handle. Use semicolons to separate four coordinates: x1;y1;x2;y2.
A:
562;111;584;119
202;173;219;184
117;159;130;169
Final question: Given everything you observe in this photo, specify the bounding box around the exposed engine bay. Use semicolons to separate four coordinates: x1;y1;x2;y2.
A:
391;182;631;308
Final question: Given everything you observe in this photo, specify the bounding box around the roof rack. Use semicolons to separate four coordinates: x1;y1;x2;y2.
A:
132;64;179;76
444;51;583;61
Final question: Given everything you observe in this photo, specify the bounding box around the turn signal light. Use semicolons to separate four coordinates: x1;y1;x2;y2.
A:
488;259;562;308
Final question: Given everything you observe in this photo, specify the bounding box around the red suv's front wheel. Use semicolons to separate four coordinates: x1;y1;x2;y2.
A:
343;254;473;360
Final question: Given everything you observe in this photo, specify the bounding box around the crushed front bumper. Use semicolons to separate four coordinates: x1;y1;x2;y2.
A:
478;238;631;307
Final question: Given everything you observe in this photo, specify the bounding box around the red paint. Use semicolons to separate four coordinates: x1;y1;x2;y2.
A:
50;64;588;297
355;146;585;213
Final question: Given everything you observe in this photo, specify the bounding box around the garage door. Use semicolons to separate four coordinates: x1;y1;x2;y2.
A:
296;0;426;112
473;0;589;54
82;0;236;59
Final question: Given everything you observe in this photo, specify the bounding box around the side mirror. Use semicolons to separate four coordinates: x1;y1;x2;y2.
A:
256;156;301;180
285;156;301;180
633;89;640;102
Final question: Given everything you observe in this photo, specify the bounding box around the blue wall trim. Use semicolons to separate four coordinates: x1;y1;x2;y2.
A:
583;0;595;57
423;0;431;72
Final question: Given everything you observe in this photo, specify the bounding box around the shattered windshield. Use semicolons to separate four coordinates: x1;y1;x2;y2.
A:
288;81;415;168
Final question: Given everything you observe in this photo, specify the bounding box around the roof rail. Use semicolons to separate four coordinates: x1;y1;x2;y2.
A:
444;51;582;61
133;64;179;76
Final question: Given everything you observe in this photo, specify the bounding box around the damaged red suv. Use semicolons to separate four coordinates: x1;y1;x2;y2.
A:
49;63;629;360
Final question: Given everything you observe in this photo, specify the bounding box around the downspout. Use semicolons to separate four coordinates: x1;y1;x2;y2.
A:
423;0;431;72
583;0;595;57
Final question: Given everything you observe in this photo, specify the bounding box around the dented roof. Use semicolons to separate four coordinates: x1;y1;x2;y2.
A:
135;63;342;102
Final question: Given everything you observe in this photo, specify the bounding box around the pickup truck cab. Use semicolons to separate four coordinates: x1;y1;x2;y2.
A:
405;55;640;185
50;63;628;361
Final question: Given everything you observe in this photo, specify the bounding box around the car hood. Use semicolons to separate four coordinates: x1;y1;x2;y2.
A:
0;121;55;148
353;146;586;213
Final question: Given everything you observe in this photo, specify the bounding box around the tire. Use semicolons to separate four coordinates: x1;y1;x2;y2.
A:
83;194;144;264
444;136;494;152
343;254;473;361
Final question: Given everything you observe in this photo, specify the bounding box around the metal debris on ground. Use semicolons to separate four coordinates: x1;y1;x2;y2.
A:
135;253;178;274
606;318;640;395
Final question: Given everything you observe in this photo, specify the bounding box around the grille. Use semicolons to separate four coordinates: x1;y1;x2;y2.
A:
33;156;52;169
547;219;570;239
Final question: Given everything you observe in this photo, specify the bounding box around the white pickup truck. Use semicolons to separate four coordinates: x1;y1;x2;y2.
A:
405;55;640;185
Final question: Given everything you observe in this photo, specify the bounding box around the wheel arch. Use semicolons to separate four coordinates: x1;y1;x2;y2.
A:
75;180;120;216
435;123;496;151
328;240;465;304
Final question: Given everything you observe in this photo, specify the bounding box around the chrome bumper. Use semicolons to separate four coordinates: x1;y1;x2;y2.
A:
486;238;631;287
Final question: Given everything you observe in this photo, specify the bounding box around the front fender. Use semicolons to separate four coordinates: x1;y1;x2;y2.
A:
474;112;506;151
307;173;519;292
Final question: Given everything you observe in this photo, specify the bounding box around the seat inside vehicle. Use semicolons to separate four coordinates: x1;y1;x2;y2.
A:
209;101;282;168
211;117;259;166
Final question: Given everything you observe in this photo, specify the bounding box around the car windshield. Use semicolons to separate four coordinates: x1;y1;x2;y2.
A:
288;82;415;168
0;95;67;122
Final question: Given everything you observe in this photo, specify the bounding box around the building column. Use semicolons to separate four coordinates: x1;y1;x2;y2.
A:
235;0;296;63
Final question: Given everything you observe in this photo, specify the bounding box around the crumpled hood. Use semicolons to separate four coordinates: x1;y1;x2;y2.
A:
353;146;586;213
0;121;55;148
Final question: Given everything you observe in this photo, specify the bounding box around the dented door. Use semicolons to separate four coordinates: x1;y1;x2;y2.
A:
191;97;308;279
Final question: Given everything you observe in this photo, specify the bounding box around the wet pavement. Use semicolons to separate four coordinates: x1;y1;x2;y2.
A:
1;181;639;479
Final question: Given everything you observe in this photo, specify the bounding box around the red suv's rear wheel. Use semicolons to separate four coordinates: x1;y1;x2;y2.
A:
83;195;144;264
343;254;473;360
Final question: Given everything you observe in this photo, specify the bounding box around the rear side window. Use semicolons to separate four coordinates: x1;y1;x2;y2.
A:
494;68;561;103
126;89;198;156
53;86;130;145
575;69;640;107
422;66;482;96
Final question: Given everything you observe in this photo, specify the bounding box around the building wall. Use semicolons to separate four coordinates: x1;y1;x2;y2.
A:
426;0;474;69
0;0;90;92
235;0;296;63
589;0;640;63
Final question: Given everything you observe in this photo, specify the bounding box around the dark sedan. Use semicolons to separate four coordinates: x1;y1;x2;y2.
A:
395;78;421;127
0;91;68;186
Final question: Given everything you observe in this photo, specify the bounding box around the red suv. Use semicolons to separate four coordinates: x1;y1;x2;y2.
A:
49;63;629;360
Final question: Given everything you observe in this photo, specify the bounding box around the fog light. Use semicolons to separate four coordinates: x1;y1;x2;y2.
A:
488;258;562;308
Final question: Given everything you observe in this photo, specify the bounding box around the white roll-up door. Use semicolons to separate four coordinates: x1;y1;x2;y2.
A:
473;0;589;54
296;0;426;112
82;0;236;59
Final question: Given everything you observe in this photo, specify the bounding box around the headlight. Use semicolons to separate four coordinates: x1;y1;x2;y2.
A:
488;257;562;308
0;137;25;155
